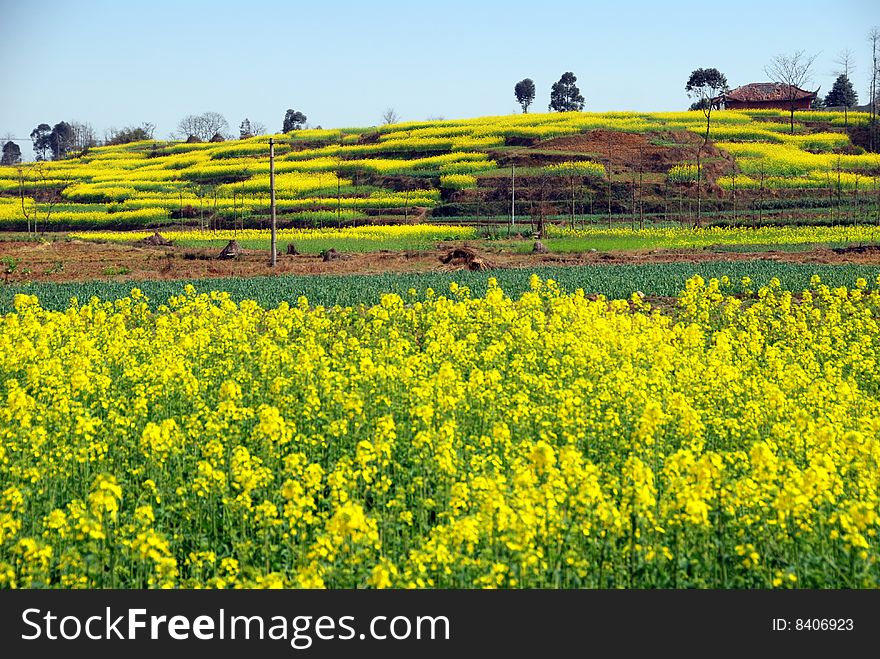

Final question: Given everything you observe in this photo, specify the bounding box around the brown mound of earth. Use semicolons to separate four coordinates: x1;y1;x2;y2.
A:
322;248;350;261
217;240;241;259
832;244;880;255
135;232;173;247
440;247;493;271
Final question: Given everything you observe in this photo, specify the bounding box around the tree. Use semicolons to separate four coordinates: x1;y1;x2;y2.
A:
688;99;710;111
824;75;858;110
15;161;70;234
870;27;879;125
70;122;97;153
764;50;819;133
30;124;51;161
685;68;728;145
514;78;536;113
549;72;584;112
282;109;308;132
201;112;229;140
48;122;75;159
828;50;858;126
176;112;229;141
106;123;155;145
177;115;202;140
239;118;253;139
238;118;266;139
685;68;727;226
381;108;400;125
1;141;22;166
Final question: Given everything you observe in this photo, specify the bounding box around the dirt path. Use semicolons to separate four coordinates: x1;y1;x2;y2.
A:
2;240;880;285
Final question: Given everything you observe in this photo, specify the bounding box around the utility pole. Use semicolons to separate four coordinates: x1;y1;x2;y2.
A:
269;137;277;267
638;146;644;230
607;132;613;228
511;163;516;229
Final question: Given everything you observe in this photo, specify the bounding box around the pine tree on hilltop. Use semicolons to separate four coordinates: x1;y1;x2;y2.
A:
824;74;858;109
549;72;585;112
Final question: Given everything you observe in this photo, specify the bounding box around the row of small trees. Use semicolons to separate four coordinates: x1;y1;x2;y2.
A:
0;122;157;165
27;122;95;161
4;109;310;163
174;109;308;142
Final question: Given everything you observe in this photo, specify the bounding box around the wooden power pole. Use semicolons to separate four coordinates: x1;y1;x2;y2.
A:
511;163;516;229
269;137;277;267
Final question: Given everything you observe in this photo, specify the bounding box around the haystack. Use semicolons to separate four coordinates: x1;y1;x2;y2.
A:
217;240;241;259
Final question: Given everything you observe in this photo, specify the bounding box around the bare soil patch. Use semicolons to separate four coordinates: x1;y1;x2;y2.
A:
831;244;880;255
3;239;880;286
538;130;732;175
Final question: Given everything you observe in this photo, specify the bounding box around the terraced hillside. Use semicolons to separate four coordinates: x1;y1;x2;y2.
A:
1;109;878;232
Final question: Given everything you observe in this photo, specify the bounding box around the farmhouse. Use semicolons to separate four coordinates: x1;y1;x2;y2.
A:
711;83;819;111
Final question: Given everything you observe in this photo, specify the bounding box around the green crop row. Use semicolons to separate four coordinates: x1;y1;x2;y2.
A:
4;262;879;313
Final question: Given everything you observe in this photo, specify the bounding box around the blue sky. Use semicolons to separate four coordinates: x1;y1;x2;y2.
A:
0;0;877;156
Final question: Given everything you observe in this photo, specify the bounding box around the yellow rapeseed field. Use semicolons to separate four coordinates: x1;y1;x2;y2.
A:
1;275;879;588
69;224;477;244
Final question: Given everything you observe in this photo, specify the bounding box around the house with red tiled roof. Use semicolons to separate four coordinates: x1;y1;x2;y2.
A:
711;83;819;111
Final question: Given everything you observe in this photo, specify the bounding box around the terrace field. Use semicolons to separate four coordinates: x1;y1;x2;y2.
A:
2;109;879;235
